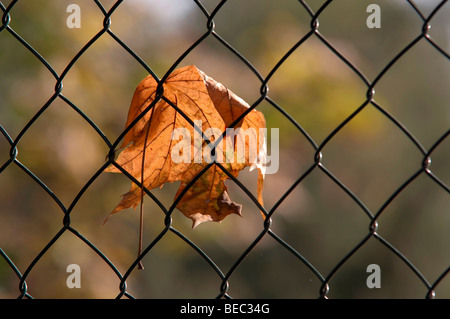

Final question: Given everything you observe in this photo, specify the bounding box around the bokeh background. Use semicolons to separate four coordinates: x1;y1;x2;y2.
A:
0;0;448;298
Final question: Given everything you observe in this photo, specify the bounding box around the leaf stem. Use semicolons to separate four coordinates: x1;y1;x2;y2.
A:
137;108;154;270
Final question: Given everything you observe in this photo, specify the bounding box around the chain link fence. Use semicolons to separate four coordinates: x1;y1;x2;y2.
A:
0;0;449;299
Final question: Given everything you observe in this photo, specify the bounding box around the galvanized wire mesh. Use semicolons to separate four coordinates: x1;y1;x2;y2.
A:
0;0;448;299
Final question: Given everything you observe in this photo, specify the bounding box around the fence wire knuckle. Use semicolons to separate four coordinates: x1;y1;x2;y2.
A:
0;0;448;299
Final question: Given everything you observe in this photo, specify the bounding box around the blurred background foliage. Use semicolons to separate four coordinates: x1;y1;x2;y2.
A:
0;0;448;298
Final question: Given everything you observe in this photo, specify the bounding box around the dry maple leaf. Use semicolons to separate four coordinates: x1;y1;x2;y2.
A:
106;65;266;228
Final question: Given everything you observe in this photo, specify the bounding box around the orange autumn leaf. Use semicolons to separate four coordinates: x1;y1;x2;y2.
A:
106;65;266;228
